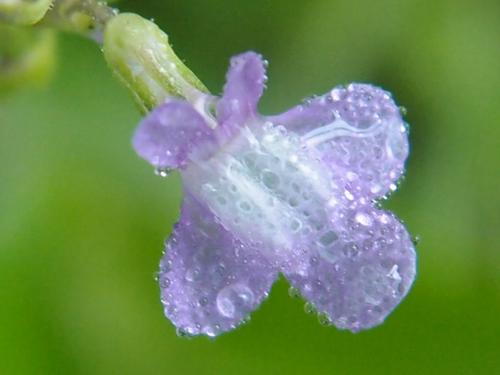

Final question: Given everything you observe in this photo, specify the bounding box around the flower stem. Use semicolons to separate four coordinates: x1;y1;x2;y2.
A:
39;0;118;43
1;0;210;111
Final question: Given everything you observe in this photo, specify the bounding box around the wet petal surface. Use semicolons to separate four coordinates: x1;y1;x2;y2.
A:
133;52;417;337
284;206;416;332
217;52;267;129
270;84;409;199
133;100;217;169
159;193;278;337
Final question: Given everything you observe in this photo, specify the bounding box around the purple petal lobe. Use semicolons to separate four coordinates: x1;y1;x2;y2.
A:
217;52;267;129
269;83;409;199
284;206;416;332
159;193;277;337
133;100;217;169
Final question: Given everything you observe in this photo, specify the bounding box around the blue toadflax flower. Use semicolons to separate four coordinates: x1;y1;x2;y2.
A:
133;52;417;337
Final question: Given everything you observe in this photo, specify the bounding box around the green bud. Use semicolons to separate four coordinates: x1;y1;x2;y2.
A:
0;23;56;96
0;0;53;25
103;13;208;112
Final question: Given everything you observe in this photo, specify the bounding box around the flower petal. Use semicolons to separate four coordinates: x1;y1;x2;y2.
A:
217;52;267;129
158;193;278;337
284;206;416;332
133;100;217;169
269;83;409;199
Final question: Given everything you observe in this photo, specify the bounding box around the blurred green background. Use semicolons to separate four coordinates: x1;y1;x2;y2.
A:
1;0;499;374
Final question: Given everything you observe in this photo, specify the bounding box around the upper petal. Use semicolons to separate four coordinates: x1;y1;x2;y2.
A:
217;52;267;129
158;193;278;337
133;100;217;169
284;205;416;332
269;83;409;199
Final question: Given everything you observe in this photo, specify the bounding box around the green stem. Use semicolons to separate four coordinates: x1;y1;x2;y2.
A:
1;0;209;111
39;0;118;43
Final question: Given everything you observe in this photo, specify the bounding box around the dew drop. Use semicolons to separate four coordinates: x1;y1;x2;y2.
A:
412;235;421;246
185;268;200;282
160;259;172;273
262;170;280;190
387;264;402;281
304;302;316;314
318;231;338;247
154;167;172;178
216;283;254;318
344;190;354;201
331;88;342;101
288;286;300;298
318;312;331;326
176;328;190;338
159;277;171;288
355;212;373;227
288;196;299;207
290;218;302;232
317;231;340;263
276;125;286;135
263;121;273;131
238;201;252;212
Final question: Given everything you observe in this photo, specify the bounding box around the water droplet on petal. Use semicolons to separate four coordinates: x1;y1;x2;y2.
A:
155;167;172;177
387;265;402;281
176;327;190;338
318;312;331;326
411;235;420;246
355;212;373;227
304;302;316;314
261;169;280;190
216;283;254;318
160;259;172;273
344;190;354;201
318;231;338;247
159;277;171;288
185;267;200;282
288;287;300;298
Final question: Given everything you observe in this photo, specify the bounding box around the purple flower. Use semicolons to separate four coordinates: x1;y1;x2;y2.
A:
133;52;417;337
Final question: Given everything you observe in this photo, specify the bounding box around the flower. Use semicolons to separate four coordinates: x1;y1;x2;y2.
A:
133;52;417;337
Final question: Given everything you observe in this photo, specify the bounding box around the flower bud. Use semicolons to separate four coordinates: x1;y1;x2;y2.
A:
0;0;53;25
103;13;208;112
